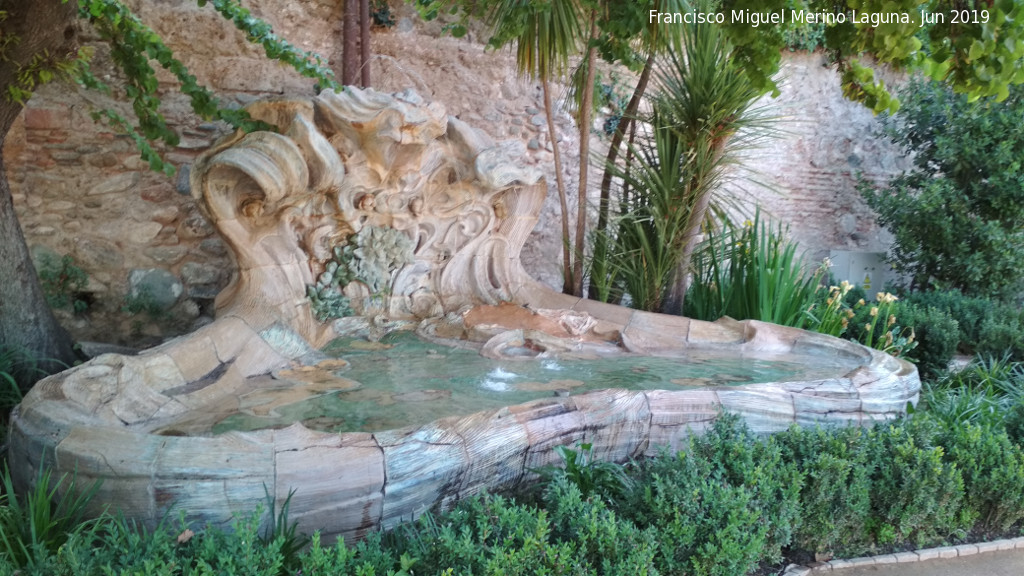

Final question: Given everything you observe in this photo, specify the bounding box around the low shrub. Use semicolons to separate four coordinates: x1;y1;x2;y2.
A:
777;418;973;555
1005;397;1024;445
903;290;991;348
385;487;656;576
895;303;960;379
776;426;874;556
863;420;970;548
903;289;1024;360
977;316;1024;361
542;479;659;574
50;508;321;576
940;423;1024;535
626;415;802;574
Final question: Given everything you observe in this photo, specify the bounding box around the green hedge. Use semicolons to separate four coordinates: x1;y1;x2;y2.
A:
6;413;1024;575
904;290;1024;361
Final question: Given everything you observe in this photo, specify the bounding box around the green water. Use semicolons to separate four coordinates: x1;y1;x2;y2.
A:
211;331;860;435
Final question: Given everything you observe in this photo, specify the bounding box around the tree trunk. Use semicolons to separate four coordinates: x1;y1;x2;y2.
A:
541;79;573;295
342;0;359;85
589;50;656;300
359;0;371;87
572;12;599;297
659;138;730;315
0;0;81;389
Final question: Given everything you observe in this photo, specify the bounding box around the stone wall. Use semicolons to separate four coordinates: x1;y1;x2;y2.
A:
5;0;909;345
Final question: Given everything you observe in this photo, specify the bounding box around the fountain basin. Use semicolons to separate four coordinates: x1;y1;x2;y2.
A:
7;87;918;543
9;301;917;542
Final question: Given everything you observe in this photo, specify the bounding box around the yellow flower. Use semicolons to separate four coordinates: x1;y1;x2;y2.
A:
857;299;866;307
870;307;878;317
877;292;899;304
865;323;872;332
888;314;896;327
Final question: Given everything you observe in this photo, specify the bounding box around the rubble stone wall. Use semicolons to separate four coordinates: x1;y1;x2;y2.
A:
4;0;909;345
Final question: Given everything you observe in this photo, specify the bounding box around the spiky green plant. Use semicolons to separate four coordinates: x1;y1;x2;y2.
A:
591;12;774;311
0;464;105;569
685;212;825;328
919;354;1024;429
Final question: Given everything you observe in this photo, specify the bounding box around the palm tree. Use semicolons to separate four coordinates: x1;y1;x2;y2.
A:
593;10;774;314
589;0;687;300
486;0;584;294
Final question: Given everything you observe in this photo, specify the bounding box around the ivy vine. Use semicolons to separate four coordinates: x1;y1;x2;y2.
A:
22;0;345;176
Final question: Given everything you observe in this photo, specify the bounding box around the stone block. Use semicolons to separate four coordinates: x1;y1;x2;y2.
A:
995;538;1018;551
933;546;958;559
873;554;899;564
975;540;1001;553
127;221;164;244
181;262;223;285
956;544;979;556
893;551;919;562
25;106;71;130
128;268;183;310
87;172;140;196
377;423;469;530
274;428;385;541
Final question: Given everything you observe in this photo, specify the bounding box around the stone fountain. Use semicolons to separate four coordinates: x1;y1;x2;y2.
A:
8;88;919;542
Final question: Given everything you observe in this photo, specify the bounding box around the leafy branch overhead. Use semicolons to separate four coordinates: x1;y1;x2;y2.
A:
11;0;342;175
414;0;1024;112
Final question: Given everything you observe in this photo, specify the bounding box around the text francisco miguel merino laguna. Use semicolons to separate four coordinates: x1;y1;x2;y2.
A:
650;8;990;28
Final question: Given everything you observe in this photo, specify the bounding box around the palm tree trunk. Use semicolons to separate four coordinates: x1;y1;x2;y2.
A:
589;50;656;300
542;78;574;294
572;12;599;297
660;138;730;315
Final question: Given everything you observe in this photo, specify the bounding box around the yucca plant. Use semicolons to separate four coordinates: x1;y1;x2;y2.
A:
592;107;694;311
590;6;774;312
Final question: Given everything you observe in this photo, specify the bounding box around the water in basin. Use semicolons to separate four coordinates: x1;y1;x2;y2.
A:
209;331;861;435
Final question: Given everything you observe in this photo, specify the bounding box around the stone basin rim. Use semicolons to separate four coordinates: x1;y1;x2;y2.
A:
9;302;920;544
7;87;920;542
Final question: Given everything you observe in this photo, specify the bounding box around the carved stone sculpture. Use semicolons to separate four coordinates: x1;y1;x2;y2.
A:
8;88;919;542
